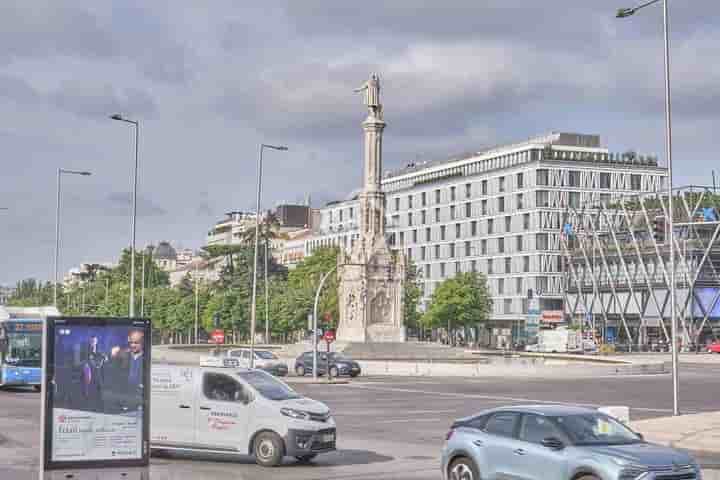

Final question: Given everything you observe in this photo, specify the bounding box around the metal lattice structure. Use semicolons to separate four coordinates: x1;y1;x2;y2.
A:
562;186;720;347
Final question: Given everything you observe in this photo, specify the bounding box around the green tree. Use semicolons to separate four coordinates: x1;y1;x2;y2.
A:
288;247;340;327
403;261;423;331
422;272;492;344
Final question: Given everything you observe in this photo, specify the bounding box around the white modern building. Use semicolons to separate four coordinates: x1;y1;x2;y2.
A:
206;211;257;246
305;132;668;346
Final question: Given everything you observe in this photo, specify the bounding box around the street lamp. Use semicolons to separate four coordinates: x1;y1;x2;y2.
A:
54;168;92;307
110;114;140;317
617;0;679;415
249;143;288;368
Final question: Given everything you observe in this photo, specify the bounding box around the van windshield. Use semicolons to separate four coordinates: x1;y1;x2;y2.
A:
237;370;301;401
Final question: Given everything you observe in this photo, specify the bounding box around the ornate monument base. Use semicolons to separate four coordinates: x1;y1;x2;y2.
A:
336;73;405;343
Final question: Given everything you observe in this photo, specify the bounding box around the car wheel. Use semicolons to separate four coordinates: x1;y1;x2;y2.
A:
254;431;285;467
350;372;360;378
295;365;306;376
576;475;600;480
329;366;339;378
295;454;317;463
448;457;479;480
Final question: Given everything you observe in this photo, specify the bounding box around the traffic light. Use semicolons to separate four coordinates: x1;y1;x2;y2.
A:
653;216;665;243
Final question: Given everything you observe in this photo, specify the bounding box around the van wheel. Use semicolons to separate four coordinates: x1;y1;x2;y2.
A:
254;431;284;467
295;365;305;376
295;454;317;463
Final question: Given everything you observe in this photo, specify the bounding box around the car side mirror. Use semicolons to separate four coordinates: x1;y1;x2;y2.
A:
635;432;644;441
541;437;565;450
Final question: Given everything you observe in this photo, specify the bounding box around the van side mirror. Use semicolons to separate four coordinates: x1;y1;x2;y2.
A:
635;432;644;441
541;437;565;450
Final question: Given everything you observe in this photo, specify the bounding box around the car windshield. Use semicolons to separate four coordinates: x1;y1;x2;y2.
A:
237;370;301;401
255;350;278;360
553;414;641;446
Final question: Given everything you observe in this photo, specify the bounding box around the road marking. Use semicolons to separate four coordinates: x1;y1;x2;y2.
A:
344;384;689;414
334;409;459;416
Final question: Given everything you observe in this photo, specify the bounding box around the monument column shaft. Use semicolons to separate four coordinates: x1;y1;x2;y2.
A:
360;119;386;244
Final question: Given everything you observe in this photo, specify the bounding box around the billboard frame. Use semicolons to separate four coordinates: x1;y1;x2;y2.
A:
41;316;151;472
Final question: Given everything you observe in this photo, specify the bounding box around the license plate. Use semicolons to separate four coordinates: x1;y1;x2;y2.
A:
321;433;335;443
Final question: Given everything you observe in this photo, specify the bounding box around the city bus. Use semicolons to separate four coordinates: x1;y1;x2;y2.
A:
0;306;58;389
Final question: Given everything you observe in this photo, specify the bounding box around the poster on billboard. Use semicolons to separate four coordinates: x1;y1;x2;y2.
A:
41;316;151;473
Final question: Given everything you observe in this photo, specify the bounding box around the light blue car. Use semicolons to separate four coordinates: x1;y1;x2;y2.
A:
441;405;700;480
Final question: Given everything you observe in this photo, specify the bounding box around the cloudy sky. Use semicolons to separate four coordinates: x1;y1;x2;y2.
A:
2;0;719;286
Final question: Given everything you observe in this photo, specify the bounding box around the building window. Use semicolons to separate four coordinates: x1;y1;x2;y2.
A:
465;202;472;218
488;259;494;275
516;235;523;252
504;299;512;314
422;191;427;206
435;244;441;259
569;192;580;208
481;200;488;216
498;278;505;294
408;195;413;209
536;190;549;207
568;170;581;187
523;256;530;272
421;210;427;224
425;263;430;278
455;223;461;238
517;193;524;210
537;233;549;251
450;205;456;220
505;215;512;232
498;237;505;253
395;197;400;211
450;186;456;201
517;172;524;189
413;229;418;243
516;277;522;294
440;225;446;240
481;239;487;255
465;241;471;256
631;174;641;190
600;193;611;205
435;189;441;204
523;213;530;230
408;212;413;226
498;197;505;213
407;247;412;259
537;169;549;186
426;227;431;242
449;243;455;258
339;210;343;222
471;260;477;272
465;183;472;198
435;208;440;222
399;232;405;245
600;172;611;189
350;208;354;219
499;176;506;192
440;263;446;277
481;180;488;195
455;261;461;274
471;221;478;236
421;246;426;260
487;219;494;234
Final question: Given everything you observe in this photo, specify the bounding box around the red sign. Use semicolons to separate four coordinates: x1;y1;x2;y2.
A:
541;310;565;324
211;329;225;344
323;330;335;343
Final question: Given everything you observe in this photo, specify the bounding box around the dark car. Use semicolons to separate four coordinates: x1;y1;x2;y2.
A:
294;352;361;378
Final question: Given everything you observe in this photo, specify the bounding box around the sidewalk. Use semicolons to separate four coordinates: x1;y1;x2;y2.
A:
632;411;720;470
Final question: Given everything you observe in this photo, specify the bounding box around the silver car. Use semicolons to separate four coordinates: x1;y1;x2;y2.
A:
441;405;701;480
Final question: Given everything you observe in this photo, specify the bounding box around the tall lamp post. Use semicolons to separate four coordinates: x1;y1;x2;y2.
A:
617;0;679;415
110;114;140;317
249;143;288;367
54;169;92;307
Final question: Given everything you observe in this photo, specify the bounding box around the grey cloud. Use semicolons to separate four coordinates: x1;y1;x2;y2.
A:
49;83;156;119
104;192;167;217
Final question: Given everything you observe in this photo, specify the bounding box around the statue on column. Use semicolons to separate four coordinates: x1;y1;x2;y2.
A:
354;73;382;118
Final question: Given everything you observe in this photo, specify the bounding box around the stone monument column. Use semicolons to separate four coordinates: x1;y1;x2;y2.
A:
337;73;405;343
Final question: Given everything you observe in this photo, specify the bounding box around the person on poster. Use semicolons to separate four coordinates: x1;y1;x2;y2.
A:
106;329;145;411
73;334;107;411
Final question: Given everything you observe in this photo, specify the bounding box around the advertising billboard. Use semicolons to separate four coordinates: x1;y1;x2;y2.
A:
42;316;151;472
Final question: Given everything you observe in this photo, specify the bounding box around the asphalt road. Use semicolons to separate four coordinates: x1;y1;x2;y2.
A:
2;364;719;480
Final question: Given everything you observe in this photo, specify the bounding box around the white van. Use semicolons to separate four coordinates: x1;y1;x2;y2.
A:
150;364;336;466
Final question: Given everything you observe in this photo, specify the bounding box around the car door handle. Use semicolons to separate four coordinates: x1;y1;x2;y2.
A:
473;440;484;447
179;404;191;409
514;448;527;455
199;406;211;411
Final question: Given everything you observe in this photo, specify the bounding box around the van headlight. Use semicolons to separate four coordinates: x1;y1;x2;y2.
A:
281;408;310;420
